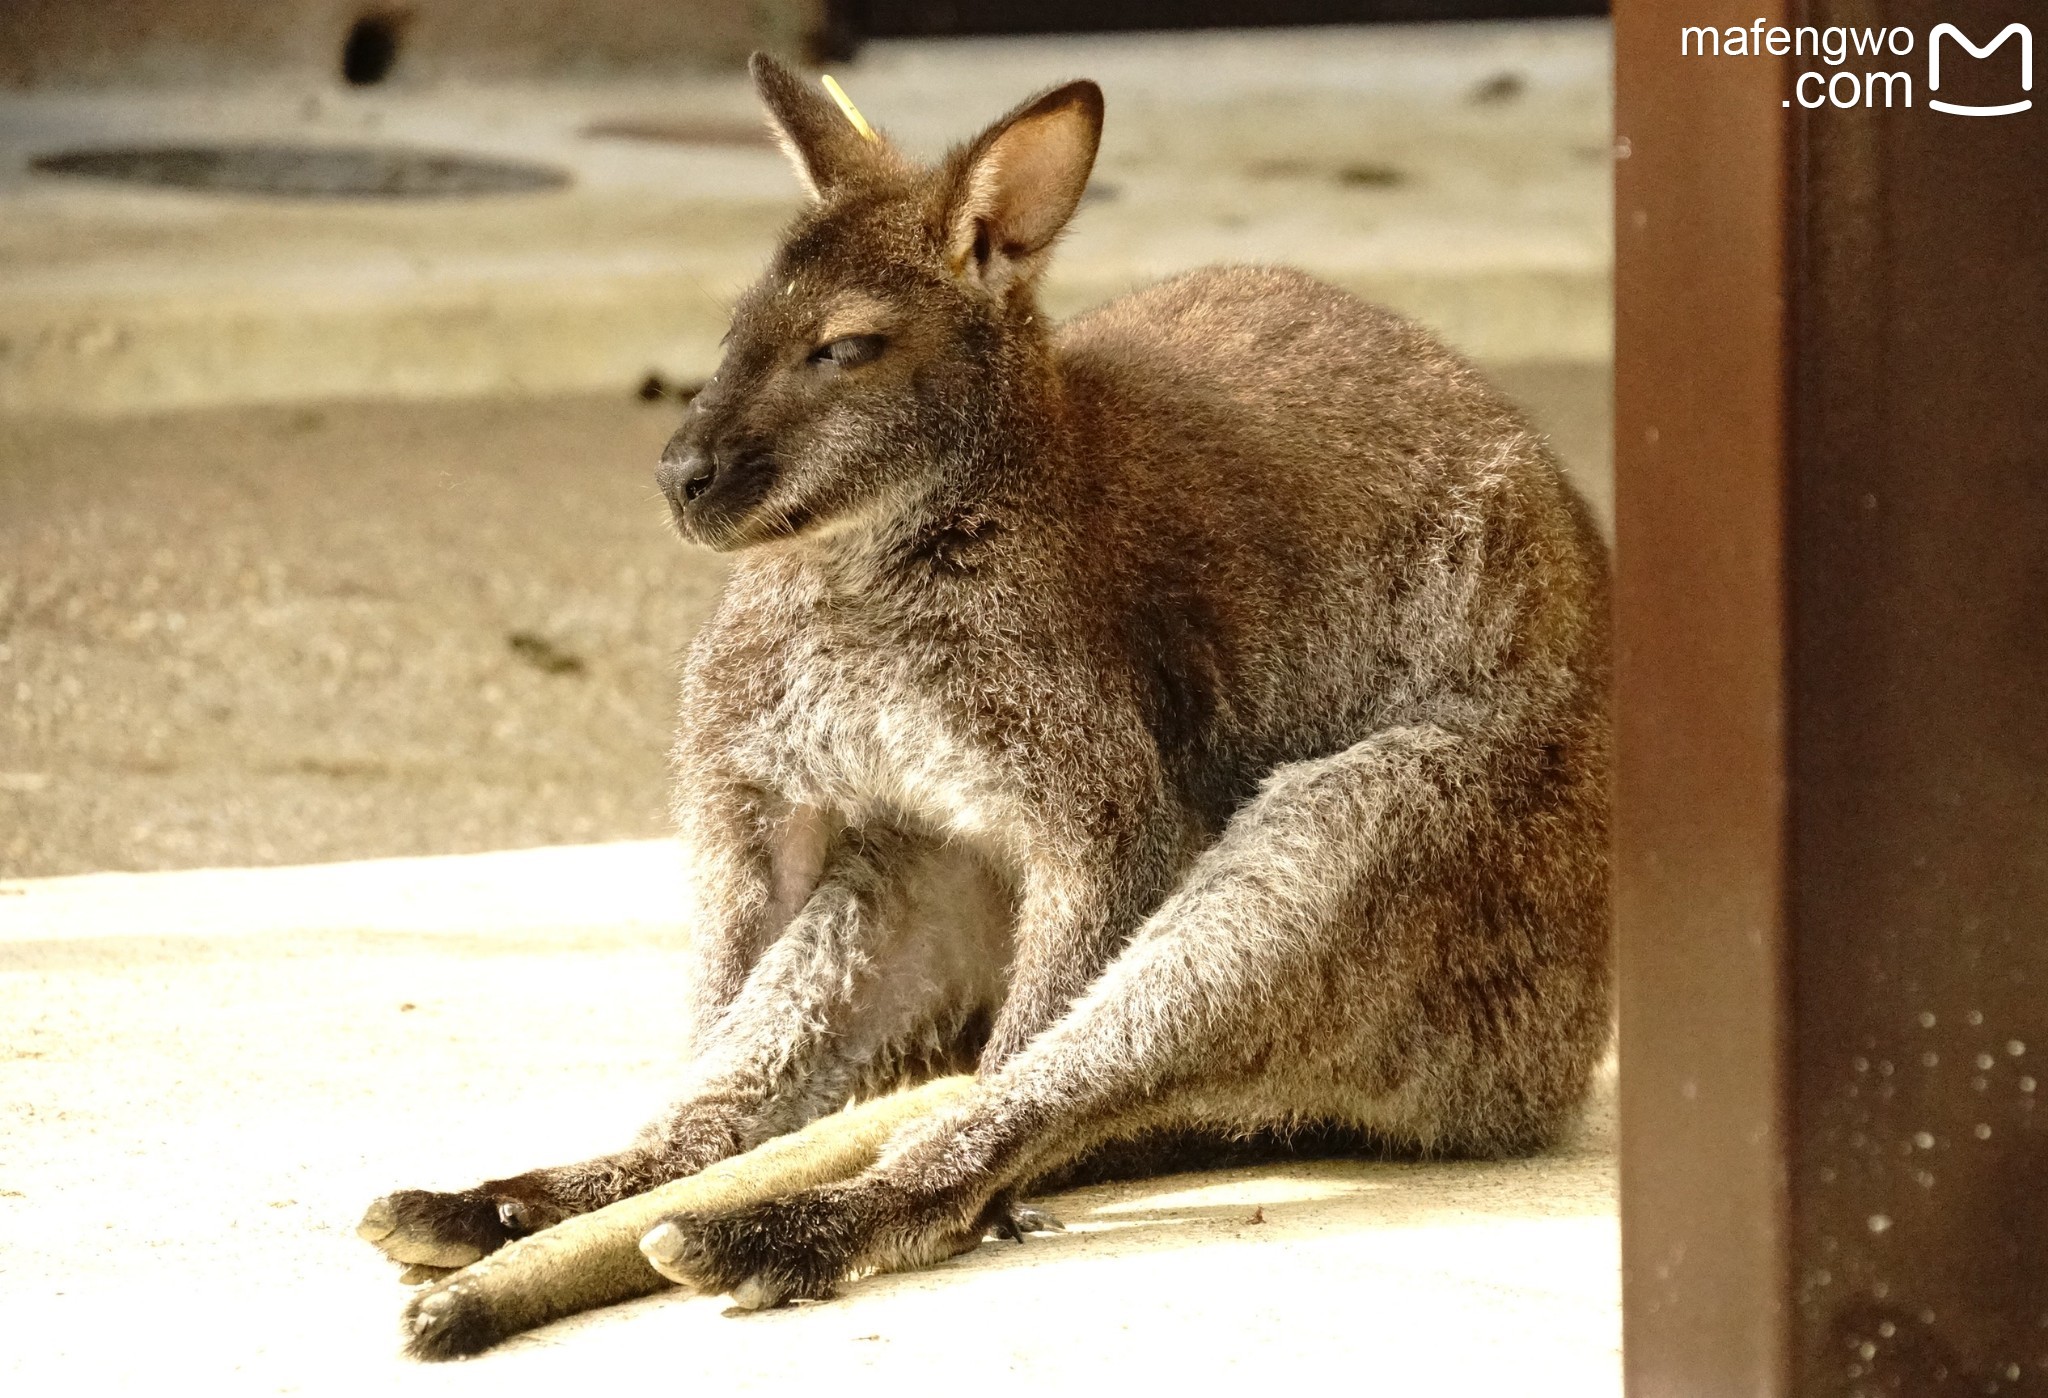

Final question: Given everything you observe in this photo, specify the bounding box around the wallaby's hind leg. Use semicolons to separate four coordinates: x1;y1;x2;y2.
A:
643;723;1612;1307
360;831;1010;1271
399;1076;976;1360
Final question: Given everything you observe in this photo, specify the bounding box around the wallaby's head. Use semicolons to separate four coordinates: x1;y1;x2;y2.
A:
658;54;1103;550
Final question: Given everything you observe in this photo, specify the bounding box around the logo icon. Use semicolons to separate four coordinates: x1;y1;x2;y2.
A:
1928;22;2033;116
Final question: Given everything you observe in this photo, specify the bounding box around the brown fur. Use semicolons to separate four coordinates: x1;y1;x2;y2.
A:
362;53;1612;1353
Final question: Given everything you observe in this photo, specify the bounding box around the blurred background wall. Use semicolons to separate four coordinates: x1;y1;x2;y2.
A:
0;1;1606;89
854;0;1602;37
0;0;823;88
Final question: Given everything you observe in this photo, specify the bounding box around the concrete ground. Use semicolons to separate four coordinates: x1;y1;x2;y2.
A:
0;842;1620;1394
0;392;706;877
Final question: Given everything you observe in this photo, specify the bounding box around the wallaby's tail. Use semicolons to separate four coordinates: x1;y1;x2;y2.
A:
400;1075;977;1360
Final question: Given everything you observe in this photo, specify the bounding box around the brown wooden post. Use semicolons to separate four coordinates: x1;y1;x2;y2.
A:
1617;1;2047;1394
1615;2;1794;1393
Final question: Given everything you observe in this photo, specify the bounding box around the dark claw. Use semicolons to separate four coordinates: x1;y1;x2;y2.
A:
1009;1203;1065;1233
982;1196;1064;1243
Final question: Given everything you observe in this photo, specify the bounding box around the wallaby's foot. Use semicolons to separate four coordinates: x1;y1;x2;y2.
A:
402;1272;505;1362
636;1186;875;1310
358;1185;568;1270
638;1180;986;1310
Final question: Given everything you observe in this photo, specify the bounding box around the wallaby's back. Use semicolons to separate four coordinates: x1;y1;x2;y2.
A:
1053;264;1609;825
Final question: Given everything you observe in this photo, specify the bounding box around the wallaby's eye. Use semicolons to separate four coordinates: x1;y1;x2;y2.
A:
809;334;885;370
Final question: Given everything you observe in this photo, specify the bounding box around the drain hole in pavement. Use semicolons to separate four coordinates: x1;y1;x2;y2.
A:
341;13;403;87
28;145;570;199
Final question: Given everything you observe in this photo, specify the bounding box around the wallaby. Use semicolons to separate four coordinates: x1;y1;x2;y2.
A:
360;53;1613;1359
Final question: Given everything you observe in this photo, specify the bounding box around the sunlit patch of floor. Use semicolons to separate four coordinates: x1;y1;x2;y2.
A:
2;842;1619;1394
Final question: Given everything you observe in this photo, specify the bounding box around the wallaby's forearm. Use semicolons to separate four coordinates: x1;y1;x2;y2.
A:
668;776;817;1045
984;800;1189;1066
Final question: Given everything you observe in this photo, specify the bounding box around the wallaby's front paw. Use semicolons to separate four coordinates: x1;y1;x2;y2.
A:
358;1187;563;1270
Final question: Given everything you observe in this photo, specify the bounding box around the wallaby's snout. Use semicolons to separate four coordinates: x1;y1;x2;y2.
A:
655;436;714;509
656;414;782;549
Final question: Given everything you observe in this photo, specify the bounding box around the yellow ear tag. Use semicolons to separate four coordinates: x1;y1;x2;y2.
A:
821;75;879;143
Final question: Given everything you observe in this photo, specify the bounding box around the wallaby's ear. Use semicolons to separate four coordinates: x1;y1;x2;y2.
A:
945;80;1103;295
749;52;888;200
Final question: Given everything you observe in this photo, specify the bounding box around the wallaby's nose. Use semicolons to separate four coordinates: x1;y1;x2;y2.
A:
656;439;718;509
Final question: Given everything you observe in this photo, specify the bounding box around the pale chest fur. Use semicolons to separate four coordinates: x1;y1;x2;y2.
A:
715;578;1026;851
